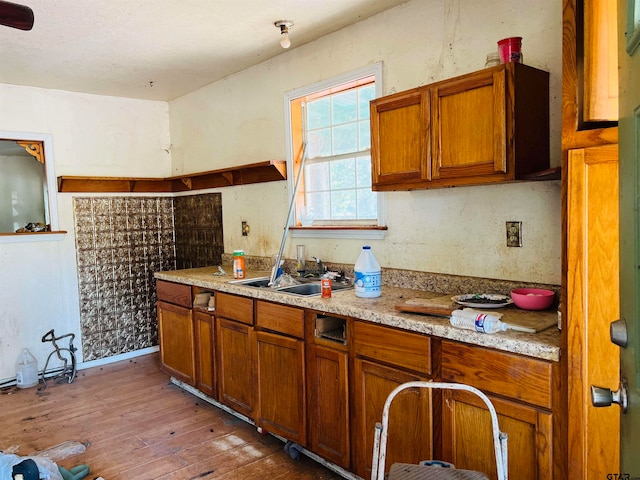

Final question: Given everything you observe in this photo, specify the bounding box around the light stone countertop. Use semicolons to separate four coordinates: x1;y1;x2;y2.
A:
155;266;561;362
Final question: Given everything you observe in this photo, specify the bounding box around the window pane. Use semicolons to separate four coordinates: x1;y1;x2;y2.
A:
357;188;377;219
307;98;331;129
305;162;330;191
332;123;358;155
332;90;358;125
358;85;375;119
330;158;356;190
331;190;356;219
308;128;332;158
359;121;371;150
306;191;330;220
356;155;372;188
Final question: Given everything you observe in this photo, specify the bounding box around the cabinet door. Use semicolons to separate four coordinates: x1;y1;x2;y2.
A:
194;310;215;398
352;358;432;479
306;344;350;469
216;317;254;419
371;88;431;188
157;301;195;385
255;330;306;444
431;68;507;181
442;389;553;480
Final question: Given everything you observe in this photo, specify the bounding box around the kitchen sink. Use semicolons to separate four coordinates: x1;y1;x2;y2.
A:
229;276;272;288
277;282;353;296
228;276;353;296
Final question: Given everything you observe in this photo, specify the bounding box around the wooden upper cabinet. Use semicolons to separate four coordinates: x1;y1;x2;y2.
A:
370;88;431;187
431;68;507;180
371;63;551;191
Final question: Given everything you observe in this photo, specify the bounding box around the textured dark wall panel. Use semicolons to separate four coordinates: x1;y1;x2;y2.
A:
173;193;223;269
73;194;224;362
74;197;176;361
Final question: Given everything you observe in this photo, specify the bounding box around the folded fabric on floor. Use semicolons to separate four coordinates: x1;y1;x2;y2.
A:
0;453;63;480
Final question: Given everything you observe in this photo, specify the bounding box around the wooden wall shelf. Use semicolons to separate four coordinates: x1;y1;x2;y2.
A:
57;160;287;193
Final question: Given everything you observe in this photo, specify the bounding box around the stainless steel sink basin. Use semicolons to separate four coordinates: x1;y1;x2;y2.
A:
228;276;353;296
229;276;272;288
277;282;353;296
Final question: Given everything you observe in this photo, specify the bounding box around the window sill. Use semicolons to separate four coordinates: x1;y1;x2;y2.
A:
0;231;67;243
290;225;387;240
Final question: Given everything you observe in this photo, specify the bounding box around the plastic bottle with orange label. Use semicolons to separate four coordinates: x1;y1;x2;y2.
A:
233;250;245;279
321;274;332;298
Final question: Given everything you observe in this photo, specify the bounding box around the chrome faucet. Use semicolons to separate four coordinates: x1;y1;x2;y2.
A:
312;256;325;276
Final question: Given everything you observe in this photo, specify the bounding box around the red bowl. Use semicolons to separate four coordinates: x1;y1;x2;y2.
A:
510;288;555;310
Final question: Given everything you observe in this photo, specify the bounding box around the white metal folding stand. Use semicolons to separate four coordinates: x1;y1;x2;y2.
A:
371;381;508;480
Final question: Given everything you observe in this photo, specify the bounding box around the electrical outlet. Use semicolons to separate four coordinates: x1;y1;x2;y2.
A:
506;221;522;247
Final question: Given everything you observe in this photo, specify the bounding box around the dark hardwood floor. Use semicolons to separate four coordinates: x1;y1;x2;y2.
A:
0;353;344;479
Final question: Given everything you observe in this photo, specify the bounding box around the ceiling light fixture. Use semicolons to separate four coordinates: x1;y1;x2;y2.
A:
274;20;293;49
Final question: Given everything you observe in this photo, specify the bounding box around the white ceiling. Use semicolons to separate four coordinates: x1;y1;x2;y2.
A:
0;0;408;102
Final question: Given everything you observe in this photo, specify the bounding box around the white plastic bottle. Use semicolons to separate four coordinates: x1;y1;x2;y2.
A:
16;348;39;388
450;310;507;334
354;246;381;298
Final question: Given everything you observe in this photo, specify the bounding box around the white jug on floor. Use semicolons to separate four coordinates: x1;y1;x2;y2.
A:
16;348;38;389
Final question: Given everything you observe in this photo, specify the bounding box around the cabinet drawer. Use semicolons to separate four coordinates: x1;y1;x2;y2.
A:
156;280;192;308
441;340;553;409
256;301;305;339
353;321;431;375
216;292;254;325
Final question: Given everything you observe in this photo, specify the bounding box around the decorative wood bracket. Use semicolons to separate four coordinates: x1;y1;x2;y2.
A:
17;141;44;164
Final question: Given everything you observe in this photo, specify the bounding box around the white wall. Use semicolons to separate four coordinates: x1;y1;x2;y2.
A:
0;84;170;379
169;0;563;285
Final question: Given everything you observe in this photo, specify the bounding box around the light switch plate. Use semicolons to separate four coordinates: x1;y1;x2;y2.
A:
506;221;522;247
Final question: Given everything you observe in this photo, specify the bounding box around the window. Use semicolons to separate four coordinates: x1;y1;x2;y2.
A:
0;132;61;240
285;63;386;239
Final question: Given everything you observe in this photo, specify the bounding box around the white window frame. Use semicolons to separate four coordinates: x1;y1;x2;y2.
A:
0;131;63;243
284;63;386;240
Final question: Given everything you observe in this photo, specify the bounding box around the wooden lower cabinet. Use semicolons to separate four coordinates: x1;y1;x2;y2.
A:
158;282;562;480
157;300;195;385
352;358;433;479
306;343;350;469
442;389;553;480
441;340;557;479
193;310;215;398
216;317;255;419
255;330;306;444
